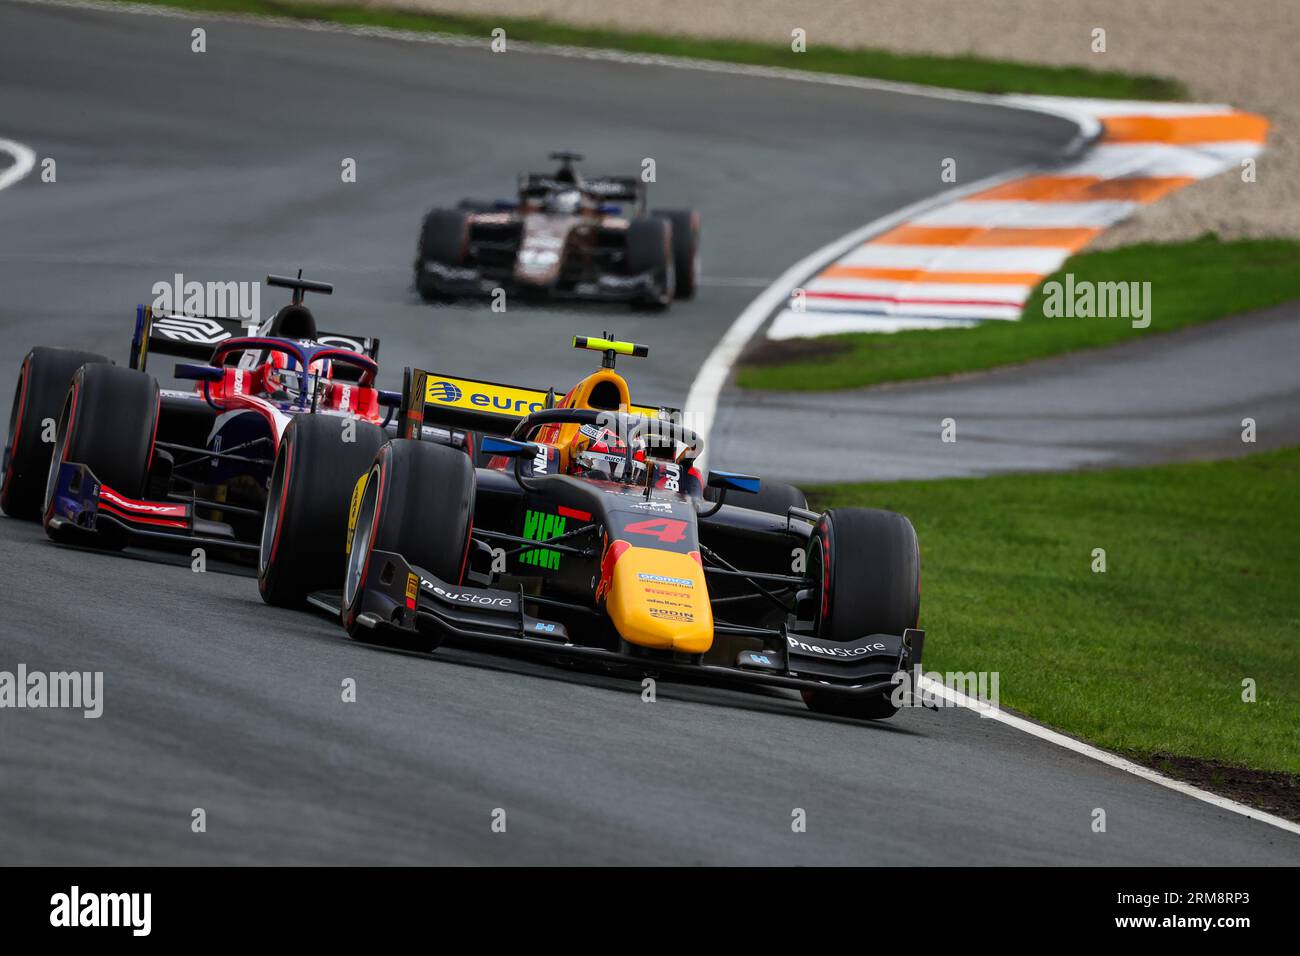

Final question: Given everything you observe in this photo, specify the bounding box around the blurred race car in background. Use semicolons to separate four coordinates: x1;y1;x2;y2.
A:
262;334;925;720
2;273;467;604
414;152;700;309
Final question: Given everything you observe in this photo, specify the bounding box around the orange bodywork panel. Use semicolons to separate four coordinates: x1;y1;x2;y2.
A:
602;545;713;653
538;368;632;472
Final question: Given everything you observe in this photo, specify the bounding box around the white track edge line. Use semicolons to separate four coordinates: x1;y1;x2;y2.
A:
918;677;1300;837
0;138;37;192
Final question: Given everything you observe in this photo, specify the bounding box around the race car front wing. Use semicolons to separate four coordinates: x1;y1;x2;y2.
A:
45;461;258;552
419;260;663;303
317;548;926;701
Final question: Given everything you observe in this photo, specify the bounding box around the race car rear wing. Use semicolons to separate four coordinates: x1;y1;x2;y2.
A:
403;369;677;438
129;305;382;381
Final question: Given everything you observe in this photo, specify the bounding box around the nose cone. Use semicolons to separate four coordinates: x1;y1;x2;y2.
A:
603;546;713;653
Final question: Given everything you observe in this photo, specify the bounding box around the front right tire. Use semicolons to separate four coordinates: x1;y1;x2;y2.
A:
42;363;160;548
2;347;111;520
800;507;921;721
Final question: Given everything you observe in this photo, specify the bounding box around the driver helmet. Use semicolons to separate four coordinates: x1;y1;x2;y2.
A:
571;424;638;482
266;350;333;402
546;189;583;215
570;422;691;483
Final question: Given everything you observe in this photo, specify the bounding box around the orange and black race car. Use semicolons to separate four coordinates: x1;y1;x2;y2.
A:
261;335;924;720
414;152;700;309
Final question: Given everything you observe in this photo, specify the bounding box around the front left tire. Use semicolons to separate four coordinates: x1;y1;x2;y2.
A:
343;439;476;650
651;208;700;299
415;208;470;303
626;218;675;309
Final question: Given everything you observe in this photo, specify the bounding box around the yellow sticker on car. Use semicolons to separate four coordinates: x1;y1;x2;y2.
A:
345;471;368;554
425;373;661;420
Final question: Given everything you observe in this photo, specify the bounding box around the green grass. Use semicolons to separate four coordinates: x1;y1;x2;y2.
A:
739;237;1300;391
114;0;1186;100
810;447;1300;774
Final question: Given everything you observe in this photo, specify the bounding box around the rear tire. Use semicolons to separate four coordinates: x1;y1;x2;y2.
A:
342;440;475;651
2;347;111;520
258;414;387;608
626;218;674;309
651;208;700;298
43;363;159;547
801;508;920;721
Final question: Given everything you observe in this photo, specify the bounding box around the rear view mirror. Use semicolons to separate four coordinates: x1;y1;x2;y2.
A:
707;470;761;494
481;436;539;458
173;363;223;383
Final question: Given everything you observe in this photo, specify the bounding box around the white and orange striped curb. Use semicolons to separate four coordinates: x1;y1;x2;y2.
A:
767;98;1270;339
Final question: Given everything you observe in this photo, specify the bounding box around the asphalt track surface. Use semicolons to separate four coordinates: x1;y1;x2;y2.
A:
1;2;1298;864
